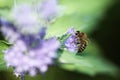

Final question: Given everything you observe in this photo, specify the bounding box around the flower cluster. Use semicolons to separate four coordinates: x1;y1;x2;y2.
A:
11;0;60;34
64;28;78;52
38;0;59;21
4;37;59;76
0;19;20;44
0;0;60;77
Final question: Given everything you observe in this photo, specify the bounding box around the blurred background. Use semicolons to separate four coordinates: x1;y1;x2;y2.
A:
0;0;120;80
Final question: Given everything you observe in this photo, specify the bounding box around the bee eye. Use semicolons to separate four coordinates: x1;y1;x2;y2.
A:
75;33;78;35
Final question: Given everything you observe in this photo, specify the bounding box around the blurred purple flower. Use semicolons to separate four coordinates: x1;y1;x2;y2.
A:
20;27;46;48
4;37;59;76
11;0;61;34
0;0;61;77
0;22;60;76
0;19;46;45
0;19;20;43
11;4;42;34
38;0;59;22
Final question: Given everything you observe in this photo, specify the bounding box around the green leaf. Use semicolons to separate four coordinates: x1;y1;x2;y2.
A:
0;0;13;8
47;0;114;37
0;40;9;70
58;42;118;76
58;33;71;48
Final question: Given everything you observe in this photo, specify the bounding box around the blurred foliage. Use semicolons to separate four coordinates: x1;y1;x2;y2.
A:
58;41;118;76
0;0;13;8
0;40;9;70
0;66;119;80
47;0;114;36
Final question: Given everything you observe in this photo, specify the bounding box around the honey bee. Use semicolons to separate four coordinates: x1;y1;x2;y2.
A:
75;31;88;53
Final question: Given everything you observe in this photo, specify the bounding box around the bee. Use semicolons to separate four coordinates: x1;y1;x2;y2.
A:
75;31;88;53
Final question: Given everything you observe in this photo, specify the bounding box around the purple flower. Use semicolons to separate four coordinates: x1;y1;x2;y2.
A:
4;37;60;76
67;27;75;35
11;0;61;34
38;0;60;22
1;23;60;76
11;4;42;34
0;0;61;77
65;35;78;52
0;19;20;44
64;28;78;52
20;27;46;48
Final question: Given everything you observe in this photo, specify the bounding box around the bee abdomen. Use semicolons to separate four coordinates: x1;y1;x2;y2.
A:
78;41;87;53
78;45;86;52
